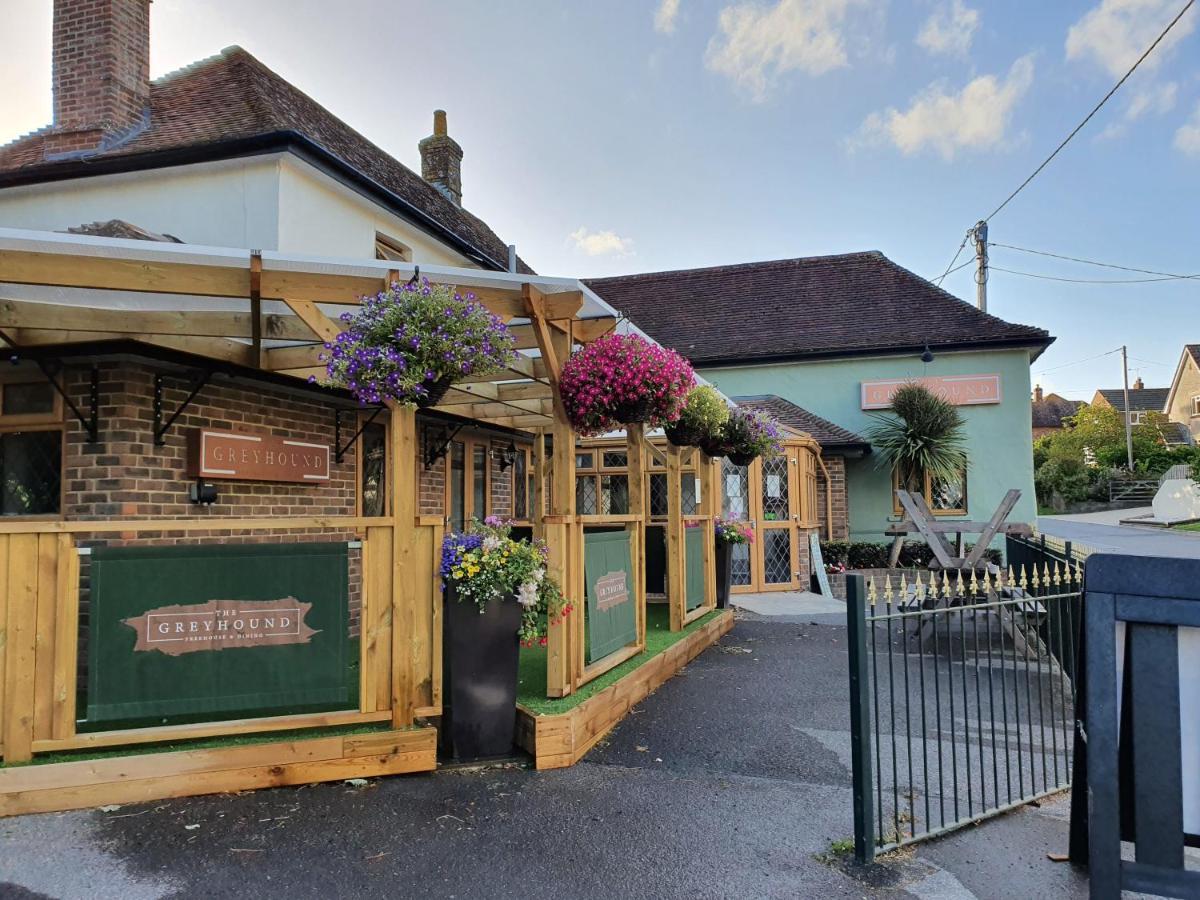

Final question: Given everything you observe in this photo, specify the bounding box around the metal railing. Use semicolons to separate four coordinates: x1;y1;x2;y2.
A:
847;562;1083;862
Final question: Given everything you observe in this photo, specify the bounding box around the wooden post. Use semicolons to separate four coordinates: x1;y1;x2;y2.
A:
665;443;684;631
525;284;578;697
3;533;39;762
390;405;418;727
698;451;717;609
531;428;546;541
626;423;648;650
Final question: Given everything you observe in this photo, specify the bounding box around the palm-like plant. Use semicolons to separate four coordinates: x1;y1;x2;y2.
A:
865;384;968;493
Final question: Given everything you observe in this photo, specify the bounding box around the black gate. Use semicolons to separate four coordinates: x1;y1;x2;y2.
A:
847;552;1084;862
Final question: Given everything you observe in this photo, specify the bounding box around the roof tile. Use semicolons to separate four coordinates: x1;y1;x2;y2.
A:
585;254;1051;365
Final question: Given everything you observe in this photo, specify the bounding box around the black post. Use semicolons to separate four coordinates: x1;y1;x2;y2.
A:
846;574;876;864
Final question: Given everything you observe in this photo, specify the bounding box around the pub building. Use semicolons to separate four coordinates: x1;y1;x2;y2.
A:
0;228;757;811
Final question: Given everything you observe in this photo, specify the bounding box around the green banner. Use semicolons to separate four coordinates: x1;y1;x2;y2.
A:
584;529;637;663
685;525;706;611
87;542;354;728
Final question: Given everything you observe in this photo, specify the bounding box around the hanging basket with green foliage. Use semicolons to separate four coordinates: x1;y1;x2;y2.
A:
664;385;730;448
721;407;784;466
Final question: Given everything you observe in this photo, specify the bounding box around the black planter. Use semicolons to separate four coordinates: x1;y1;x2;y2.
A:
441;586;522;761
714;540;734;609
416;375;456;409
726;450;757;467
664;422;703;448
699;436;728;459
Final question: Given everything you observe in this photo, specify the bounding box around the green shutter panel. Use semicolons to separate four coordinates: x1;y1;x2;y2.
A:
685;525;706;611
87;542;353;728
584;530;638;663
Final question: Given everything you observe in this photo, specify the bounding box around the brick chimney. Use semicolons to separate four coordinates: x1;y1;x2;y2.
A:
418;110;463;206
44;0;151;159
1133;377;1144;390
1033;384;1044;403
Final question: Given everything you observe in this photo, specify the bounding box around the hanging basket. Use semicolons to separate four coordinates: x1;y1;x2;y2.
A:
613;396;657;425
700;436;728;459
726;449;758;467
664;421;704;448
415;375;456;409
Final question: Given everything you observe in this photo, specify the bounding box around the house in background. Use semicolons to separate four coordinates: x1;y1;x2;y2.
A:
1031;385;1083;440
1165;344;1200;445
586;254;1053;559
1090;378;1191;445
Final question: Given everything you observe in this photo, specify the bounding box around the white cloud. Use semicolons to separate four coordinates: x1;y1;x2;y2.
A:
1097;80;1178;139
916;0;981;58
1066;0;1196;78
569;227;634;257
1175;102;1200;156
853;55;1035;160
705;0;867;101
655;0;682;34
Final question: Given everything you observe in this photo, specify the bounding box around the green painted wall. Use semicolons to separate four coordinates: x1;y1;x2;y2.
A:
700;349;1037;544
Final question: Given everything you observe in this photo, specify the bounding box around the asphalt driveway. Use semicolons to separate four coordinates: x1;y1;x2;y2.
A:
0;612;1088;899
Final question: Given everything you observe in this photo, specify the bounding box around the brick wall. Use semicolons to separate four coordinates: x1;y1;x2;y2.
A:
415;424;522;522
65;364;355;520
816;454;849;542
62;363;364;637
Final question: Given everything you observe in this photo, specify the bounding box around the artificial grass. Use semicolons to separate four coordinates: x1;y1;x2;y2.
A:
1176;522;1200;533
516;604;723;715
2;721;401;769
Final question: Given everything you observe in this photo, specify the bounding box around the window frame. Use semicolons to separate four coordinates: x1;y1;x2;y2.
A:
1191;396;1200;417
0;375;66;519
374;232;412;263
891;467;968;517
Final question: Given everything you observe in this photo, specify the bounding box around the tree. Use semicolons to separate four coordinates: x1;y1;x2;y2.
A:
865;384;968;492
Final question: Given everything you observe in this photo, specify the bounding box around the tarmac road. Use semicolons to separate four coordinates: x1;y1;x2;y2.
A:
1038;509;1200;559
0;613;1088;899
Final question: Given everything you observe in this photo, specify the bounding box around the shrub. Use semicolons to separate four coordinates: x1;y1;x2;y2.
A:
819;540;1000;569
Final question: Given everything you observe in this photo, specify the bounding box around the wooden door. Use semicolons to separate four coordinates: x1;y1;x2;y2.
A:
754;448;801;591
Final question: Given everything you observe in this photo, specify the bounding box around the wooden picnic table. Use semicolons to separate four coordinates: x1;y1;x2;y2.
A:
885;488;1032;570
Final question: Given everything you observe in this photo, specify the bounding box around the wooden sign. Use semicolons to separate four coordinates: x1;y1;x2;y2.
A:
188;428;330;483
861;374;1002;410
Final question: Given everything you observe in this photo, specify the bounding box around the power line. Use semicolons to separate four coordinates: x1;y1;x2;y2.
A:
983;0;1194;222
1036;347;1123;376
990;241;1200;280
990;265;1194;284
933;231;971;285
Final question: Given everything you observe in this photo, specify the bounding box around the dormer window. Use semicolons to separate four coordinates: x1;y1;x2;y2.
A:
374;233;412;262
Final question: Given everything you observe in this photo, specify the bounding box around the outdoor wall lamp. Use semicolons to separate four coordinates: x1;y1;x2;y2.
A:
920;344;935;364
189;479;219;505
492;442;517;471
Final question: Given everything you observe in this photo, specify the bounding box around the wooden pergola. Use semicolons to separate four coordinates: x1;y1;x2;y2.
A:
0;226;712;738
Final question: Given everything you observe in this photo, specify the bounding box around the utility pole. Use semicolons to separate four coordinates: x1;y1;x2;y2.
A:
972;221;988;312
1121;345;1134;471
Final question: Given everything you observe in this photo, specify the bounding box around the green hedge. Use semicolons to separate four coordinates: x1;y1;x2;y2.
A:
820;539;1001;570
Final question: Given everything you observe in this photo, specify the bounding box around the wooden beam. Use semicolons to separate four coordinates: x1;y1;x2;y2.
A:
0;300;314;341
281;299;343;344
249;251;263;368
264;343;324;370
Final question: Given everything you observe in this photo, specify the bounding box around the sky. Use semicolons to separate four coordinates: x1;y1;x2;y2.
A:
1;0;1198;400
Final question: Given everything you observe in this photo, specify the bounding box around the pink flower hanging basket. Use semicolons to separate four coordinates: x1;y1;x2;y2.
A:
559;333;695;436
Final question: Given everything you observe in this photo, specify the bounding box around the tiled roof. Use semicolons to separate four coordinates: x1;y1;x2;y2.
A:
1187;344;1200;367
0;47;529;273
585;253;1051;366
1159;421;1193;445
732;395;870;452
1097;388;1170;413
1032;393;1083;428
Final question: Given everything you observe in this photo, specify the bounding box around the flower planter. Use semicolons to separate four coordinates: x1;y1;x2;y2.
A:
416;375;456;409
614;396;657;425
664;421;704;448
726;450;757;467
700;437;728;459
714;540;735;609
441;585;523;761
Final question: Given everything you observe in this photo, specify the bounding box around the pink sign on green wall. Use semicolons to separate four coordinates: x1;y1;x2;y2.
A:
861;374;1002;410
